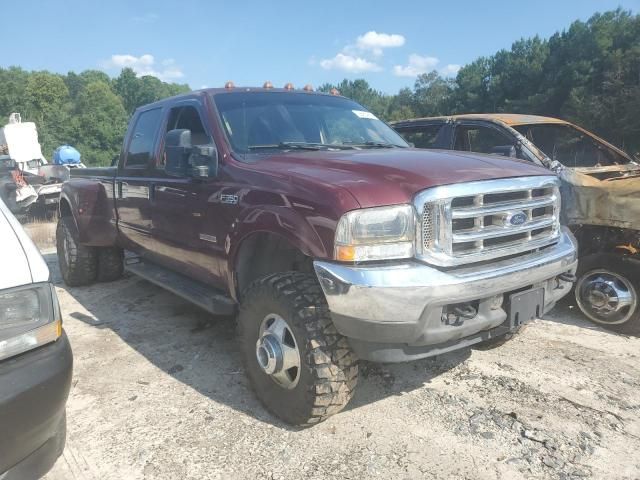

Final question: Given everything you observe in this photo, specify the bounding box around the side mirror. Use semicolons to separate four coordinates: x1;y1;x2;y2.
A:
490;145;517;158
190;145;219;178
165;129;192;177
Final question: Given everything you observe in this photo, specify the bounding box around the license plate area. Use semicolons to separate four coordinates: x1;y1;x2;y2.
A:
508;288;544;328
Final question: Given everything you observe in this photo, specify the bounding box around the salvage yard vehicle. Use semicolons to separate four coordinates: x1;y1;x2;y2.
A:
56;86;577;425
393;114;640;334
0;198;72;479
0;113;68;217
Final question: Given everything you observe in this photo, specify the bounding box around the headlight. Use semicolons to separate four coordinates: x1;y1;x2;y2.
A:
334;204;415;261
0;283;61;361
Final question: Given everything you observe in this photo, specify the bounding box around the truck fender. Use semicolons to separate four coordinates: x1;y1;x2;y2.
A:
226;205;334;300
59;180;118;247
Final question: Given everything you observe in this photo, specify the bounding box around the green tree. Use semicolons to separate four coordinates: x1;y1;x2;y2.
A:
24;71;71;155
72;81;127;166
413;71;455;117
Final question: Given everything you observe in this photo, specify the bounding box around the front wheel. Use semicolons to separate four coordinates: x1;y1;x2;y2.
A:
575;253;640;335
238;272;358;426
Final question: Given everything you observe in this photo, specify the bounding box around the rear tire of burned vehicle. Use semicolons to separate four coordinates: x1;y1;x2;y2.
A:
97;247;124;282
238;272;358;426
575;253;640;335
56;216;98;286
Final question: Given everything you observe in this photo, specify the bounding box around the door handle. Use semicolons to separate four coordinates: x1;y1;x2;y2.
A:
155;186;187;197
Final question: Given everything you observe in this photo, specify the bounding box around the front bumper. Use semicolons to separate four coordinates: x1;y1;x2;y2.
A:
314;228;577;362
0;332;72;479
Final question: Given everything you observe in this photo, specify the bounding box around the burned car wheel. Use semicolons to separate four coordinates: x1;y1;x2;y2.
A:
575;254;640;335
56;216;98;286
238;272;358;426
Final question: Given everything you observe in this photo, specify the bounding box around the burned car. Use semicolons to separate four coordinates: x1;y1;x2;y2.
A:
393;114;640;334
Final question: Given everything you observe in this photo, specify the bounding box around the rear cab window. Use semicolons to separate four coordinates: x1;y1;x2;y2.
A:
124;108;163;169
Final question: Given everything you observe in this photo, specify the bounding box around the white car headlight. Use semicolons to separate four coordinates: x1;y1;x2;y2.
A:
334;204;415;261
0;283;61;361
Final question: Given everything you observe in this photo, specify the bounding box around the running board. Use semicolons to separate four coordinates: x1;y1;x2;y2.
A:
125;258;236;315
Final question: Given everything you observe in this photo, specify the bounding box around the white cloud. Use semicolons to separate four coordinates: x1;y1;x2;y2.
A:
101;54;184;81
393;54;440;77
319;53;382;73
355;31;405;56
131;13;158;24
441;64;461;76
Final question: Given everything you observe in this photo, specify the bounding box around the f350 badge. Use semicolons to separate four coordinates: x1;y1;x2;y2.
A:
220;194;239;205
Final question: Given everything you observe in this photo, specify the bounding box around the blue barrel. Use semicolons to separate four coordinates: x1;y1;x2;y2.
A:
53;145;81;165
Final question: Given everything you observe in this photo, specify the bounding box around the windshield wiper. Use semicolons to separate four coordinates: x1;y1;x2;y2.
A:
340;141;403;149
248;142;356;151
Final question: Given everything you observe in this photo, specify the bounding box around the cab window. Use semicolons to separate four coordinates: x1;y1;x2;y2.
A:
125;108;163;168
397;124;444;148
161;105;212;168
513;123;633;167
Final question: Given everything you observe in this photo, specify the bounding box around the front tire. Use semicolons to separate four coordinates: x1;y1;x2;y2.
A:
56;216;98;286
238;272;358;426
575;253;640;335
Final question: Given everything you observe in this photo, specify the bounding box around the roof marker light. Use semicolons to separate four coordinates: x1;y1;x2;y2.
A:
224;81;235;89
303;84;314;92
330;88;340;96
284;83;295;90
263;81;274;89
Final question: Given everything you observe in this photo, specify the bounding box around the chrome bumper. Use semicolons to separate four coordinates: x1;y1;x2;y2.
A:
314;228;578;362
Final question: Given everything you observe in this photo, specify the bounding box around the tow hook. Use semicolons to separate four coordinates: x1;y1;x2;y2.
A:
558;272;577;283
442;302;478;326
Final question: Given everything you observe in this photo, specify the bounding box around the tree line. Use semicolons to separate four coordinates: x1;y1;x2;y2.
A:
320;9;640;156
0;67;189;166
0;8;638;165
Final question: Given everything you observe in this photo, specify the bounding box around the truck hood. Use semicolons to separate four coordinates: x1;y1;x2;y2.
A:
0;199;49;289
559;167;640;230
247;148;552;207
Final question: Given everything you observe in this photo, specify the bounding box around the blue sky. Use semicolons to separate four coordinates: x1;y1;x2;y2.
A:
3;0;638;93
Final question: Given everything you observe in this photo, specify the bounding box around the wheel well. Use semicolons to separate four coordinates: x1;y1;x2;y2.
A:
572;225;640;256
59;198;72;218
235;233;314;298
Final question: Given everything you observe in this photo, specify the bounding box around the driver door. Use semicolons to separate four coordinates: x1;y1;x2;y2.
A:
147;100;224;287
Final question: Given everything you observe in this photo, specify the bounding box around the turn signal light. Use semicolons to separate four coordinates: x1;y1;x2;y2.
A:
335;245;356;262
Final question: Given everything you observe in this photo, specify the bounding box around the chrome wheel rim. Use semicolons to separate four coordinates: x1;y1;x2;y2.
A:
256;314;301;389
576;269;637;325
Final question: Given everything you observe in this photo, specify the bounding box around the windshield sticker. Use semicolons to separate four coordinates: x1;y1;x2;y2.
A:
352;110;378;120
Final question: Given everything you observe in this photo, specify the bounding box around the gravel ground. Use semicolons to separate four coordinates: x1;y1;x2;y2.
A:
41;251;640;480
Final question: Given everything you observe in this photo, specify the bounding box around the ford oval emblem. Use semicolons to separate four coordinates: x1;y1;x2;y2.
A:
509;211;528;226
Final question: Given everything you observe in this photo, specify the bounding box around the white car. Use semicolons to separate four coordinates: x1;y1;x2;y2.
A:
0;198;72;479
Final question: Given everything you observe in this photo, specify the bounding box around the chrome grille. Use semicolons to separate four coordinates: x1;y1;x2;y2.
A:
422;203;434;249
415;176;561;267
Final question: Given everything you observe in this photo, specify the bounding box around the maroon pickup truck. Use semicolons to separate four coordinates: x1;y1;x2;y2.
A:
57;86;577;425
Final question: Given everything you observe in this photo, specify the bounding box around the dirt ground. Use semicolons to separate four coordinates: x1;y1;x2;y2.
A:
40;248;640;480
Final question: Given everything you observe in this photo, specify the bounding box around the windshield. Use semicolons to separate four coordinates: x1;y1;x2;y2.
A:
513;123;634;168
213;92;408;156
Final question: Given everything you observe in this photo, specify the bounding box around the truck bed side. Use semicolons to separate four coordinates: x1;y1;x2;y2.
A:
59;167;119;247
